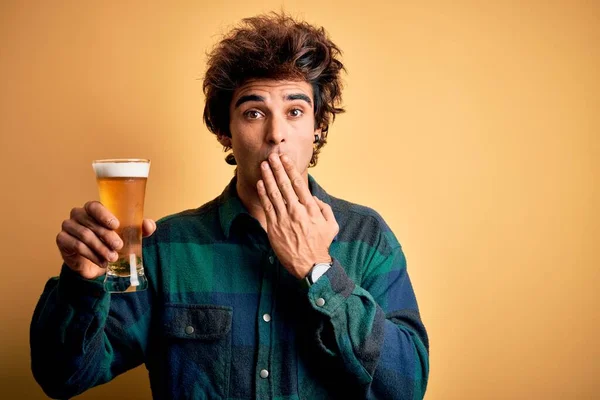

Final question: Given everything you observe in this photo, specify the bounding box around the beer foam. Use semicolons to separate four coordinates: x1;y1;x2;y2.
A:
93;161;150;178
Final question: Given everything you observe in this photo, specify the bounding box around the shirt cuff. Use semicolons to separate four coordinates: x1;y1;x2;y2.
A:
307;257;355;317
57;264;108;308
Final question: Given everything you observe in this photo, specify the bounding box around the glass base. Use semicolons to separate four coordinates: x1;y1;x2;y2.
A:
104;274;148;293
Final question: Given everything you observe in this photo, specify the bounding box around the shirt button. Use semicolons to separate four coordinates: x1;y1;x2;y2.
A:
316;298;326;307
268;255;275;264
262;313;271;322
185;325;195;335
260;369;269;379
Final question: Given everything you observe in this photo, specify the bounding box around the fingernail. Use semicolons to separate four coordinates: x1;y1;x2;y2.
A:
107;218;116;228
112;240;122;249
280;155;289;163
109;252;118;261
261;161;269;170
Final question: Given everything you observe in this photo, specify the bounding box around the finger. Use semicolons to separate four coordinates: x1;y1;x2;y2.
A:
260;160;287;217
61;219;119;263
267;153;298;206
56;230;108;268
280;154;319;212
314;196;335;222
142;219;156;238
70;208;122;251
83;201;120;230
257;179;277;223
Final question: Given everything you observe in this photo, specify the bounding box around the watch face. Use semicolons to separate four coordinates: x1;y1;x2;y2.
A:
311;263;332;283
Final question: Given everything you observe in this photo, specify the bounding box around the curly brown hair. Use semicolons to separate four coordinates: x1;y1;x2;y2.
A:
202;12;345;167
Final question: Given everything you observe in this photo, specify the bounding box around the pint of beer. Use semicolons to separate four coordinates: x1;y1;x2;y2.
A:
92;159;150;293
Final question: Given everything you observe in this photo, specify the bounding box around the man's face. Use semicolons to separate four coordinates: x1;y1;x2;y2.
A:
225;79;320;188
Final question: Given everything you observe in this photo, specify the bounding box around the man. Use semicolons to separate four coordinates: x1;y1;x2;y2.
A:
31;13;429;399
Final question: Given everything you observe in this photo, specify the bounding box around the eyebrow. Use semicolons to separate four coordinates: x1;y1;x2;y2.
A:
286;93;312;106
234;93;312;108
234;94;265;109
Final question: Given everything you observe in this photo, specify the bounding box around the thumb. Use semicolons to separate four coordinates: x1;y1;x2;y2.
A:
142;219;157;238
313;196;335;222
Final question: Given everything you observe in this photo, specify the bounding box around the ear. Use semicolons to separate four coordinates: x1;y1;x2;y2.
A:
217;134;232;147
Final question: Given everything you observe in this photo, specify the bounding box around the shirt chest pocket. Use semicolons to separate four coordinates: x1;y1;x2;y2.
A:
162;304;233;399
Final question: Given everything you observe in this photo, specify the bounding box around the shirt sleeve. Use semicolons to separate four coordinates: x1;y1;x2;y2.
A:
306;241;429;399
30;263;154;399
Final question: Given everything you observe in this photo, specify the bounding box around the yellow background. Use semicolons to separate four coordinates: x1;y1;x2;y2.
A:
1;1;598;399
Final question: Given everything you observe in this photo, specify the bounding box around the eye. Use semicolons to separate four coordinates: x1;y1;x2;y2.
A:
244;110;263;119
289;108;304;118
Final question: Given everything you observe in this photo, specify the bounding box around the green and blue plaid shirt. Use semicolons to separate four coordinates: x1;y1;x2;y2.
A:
31;176;429;399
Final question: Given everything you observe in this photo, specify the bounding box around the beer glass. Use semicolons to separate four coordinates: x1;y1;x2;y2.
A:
92;159;150;293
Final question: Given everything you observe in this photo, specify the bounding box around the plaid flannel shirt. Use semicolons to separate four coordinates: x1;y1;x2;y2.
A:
31;175;429;399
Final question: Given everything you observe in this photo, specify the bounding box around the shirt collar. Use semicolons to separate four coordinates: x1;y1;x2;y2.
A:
218;174;333;239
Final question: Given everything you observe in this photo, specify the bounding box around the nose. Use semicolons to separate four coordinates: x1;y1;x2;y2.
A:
265;114;287;145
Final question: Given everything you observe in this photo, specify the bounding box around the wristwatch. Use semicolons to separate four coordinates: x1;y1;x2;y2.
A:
304;262;332;287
